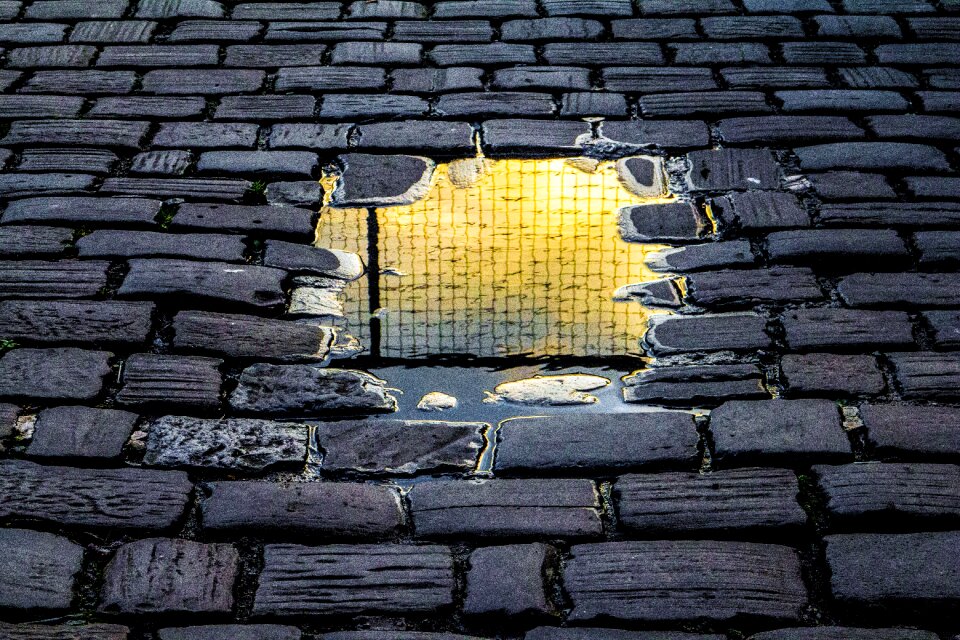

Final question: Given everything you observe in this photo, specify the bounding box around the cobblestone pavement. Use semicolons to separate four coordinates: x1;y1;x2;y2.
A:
1;0;960;639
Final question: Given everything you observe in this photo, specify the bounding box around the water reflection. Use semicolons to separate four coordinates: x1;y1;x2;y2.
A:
316;156;672;359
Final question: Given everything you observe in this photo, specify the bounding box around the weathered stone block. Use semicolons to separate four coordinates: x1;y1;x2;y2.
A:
686;268;823;307
0;300;153;346
333;153;434;207
1;196;161;225
619;202;707;242
100;538;238;615
566;540;807;622
171;203;315;240
315;419;486;475
116;353;222;410
27;405;138;459
0;260;110;299
0;226;72;257
781;354;885;396
118;259;287;309
781;309;914;350
172;311;334;362
0;459;191;530
749;628;938;640
686;149;780;191
0;529;83;611
0;348;111;401
712;192;809;230
409;478;602;538
264;241;363;280
645;312;772;355
464;543;555;617
253;544;454;616
0;622;131;640
145;415;307;472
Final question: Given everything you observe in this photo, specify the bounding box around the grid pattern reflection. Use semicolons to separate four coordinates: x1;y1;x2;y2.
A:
320;158;670;359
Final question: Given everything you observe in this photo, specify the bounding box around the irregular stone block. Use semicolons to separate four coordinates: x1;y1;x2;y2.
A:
600;119;711;147
0;300;153;346
116;353;222;411
927;310;960;347
495;412;699;473
118;259;287;309
781;309;914;350
768;229;907;264
686;149;780;191
795;142;950;171
0;259;109;299
815;463;960;523
605;67;716;92
197;151;318;178
314;419;486;475
357;121;475;152
861;404;960;457
781;354;885;396
102;178;252;201
172;311;334;362
687;267;823;307
749;628;938;640
172;203;315;240
566;540;806;622
217;95;315;121
78;230;245;261
645;312;772;355
154;122;258;149
135;0;224;17
838;273;959;308
0;402;18;440
1;196;162;225
1;119;148;148
0;622;131;640
158;627;299;640
234;2;341;19
0;347;111;401
826;532;960;608
333;153;434;207
710;399;851;463
464;543;554;616
253;544;454;616
711;191;808;230
268;123;351;150
0;529;83;611
409;478;602;538
203;481;402;538
27;405;138;459
622;363;767;405
646;241;754;273
616;468;806;533
718;116;864;144
482;119;590;153
145;415;307;472
619;202;707;242
264;241;363;280
887;352;960;400
819;202;960;226
275;66;386;91
0;459;191;530
0;173;95;199
527;630;723;640
131;150;192;176
229;364;395;417
142;69;265;94
0;226;72;257
226;44;328;67
100;538;238;615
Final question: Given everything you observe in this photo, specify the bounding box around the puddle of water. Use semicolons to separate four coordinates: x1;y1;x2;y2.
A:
317;156;673;360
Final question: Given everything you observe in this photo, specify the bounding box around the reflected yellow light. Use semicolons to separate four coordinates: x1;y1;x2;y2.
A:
317;157;674;359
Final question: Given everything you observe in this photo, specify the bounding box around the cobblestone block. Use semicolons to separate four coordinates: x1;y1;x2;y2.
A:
27;405;138;459
528;631;723;640
0;347;111;401
254;544;454;616
102;177;255;200
915;231;960;267
333;153;433;207
145;415;307;471
229;364;395;416
18;149;117;176
673;42;771;64
331;41;421;64
158;626;301;640
233;2;341;19
436;92;556;117
267;242;361;279
202;481;403;538
642;91;773;117
868;115;960;140
861;404;960;457
2;119;148;148
357;121;475;152
136;0;223;17
781;309;914;350
782;43;867;65
215;95;316;121
98;45;218;67
749;628;938;640
818;202;960;227
320;94;429;119
0;622;132;639
409;478;602;538
907;176;960;198
492;66;591;90
464;544;555;617
806;172;896;200
315;419;486;475
838;273;958;308
392;20;493;42
686;268;823;307
0;173;96;199
0;299;153;346
72;20;157;43
268;123;351;149
601;120;711;148
266;181;322;207
433;0;537;17
197;151;319;177
116;353;223;411
825;532;960;608
794;143;950;171
0;260;110;299
0;95;84;118
646;241;754;273
622;363;768;405
888;352;960;400
0;459;191;529
118;259;287;309
645;312;771;354
619;202;706;242
768;229;908;264
565;540;806;622
130;150;192;176
687;149;780;191
781;354;885;396
0;529;83;611
926;310;960;347
0;23;68;43
172;311;334;362
838;67;917;89
153;122;259;148
78;230;244;261
100;538;238;615
346;0;426;19
171;203;316;240
613;18;697;39
561;92;628;117
0;226;71;257
392;67;483;93
173;21;268;42
88;96;207;118
429;43;536;66
276;66;385;91
495;412;699;473
876;43;960;64
710;399;850;463
225;44;327;67
719;116;864;145
604;67;716;92
722;67;830;89
6;44;97;68
616;468;805;533
712;192;809;229
546;42;665;65
815;463;960;523
27;0;127;18
502;18;603;41
142;69;265;94
0;402;18;440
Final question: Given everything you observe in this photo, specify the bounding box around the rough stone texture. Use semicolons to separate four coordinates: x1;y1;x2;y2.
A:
264;241;363;280
119;259;287;309
229;364;396;416
333;153;434;207
0;300;154;346
781;354;886;396
0;528;84;611
0;459;191;529
686;149;780;191
710;400;851;463
158;627;300;640
815;463;960;522
616;468;806;533
0;402;18;440
202;481;402;538
253;544;455;616
315;419;486;475
781;309;915;350
888;352;960;400
171;203;315;240
622;363;767;405
116;353;223;410
645;312;772;355
145;415;307;472
712;191;810;230
527;631;723;640
409;478;602;538
1;196;162;225
749;629;939;640
566;541;807;622
687;267;823;307
0;348;112;401
619;202;707;242
100;538;239;615
0;623;132;640
494;412;699;473
26;405;138;459
77;230;245;261
0;260;110;299
861;404;960;457
825;532;960;607
172;311;335;362
464;544;554;617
